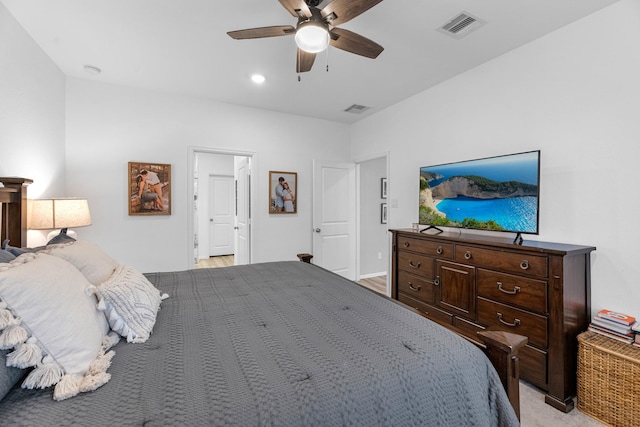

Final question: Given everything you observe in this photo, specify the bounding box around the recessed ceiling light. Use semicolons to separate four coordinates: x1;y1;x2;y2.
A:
83;65;101;75
251;74;266;84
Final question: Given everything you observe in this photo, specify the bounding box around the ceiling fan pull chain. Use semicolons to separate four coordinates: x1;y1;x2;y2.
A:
326;46;329;73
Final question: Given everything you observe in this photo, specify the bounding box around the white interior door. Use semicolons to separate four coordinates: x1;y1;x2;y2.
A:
209;175;234;256
235;157;251;265
312;160;356;279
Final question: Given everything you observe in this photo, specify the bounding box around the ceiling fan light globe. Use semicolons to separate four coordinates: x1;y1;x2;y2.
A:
295;22;329;53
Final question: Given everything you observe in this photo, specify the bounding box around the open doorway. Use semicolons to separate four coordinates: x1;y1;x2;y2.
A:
188;148;254;269
356;153;390;295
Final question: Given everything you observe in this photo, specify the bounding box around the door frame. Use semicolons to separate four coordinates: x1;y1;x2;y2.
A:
354;151;390;294
187;146;256;267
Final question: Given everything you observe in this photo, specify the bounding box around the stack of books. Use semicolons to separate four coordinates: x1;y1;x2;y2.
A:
588;309;636;344
634;323;640;348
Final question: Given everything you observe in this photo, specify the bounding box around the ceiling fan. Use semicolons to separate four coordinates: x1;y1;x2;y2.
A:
227;0;384;73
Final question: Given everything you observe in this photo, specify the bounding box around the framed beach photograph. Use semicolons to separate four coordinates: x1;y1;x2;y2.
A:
269;171;297;214
128;162;172;216
381;178;387;199
381;203;387;224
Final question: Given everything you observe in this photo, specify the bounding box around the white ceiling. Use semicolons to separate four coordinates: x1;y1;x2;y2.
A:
2;0;619;123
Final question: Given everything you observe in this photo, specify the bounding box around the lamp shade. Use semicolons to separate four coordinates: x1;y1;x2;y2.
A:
295;21;329;53
28;198;92;230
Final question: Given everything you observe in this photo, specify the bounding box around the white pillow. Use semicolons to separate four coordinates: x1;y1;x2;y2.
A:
88;264;165;343
0;253;118;401
45;240;118;285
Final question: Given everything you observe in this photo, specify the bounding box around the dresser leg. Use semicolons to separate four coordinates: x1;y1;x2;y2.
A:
544;394;575;413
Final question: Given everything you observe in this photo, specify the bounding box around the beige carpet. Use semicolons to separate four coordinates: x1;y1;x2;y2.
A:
520;381;605;427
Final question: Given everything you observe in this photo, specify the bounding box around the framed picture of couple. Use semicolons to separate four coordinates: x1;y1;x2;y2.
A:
269;171;297;214
128;161;172;216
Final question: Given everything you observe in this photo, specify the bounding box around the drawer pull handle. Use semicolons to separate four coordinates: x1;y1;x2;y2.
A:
464;251;472;260
520;260;529;270
403;241;410;248
497;282;521;295
433;277;440;286
436;246;443;255
408;283;421;291
408;260;421;269
497;312;521;328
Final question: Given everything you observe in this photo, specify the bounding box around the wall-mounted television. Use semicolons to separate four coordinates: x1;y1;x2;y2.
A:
419;150;540;241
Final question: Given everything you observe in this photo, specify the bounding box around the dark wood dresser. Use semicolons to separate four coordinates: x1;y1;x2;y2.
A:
390;228;595;412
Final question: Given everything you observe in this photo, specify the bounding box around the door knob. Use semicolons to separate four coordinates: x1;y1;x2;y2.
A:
234;226;239;230
314;228;321;233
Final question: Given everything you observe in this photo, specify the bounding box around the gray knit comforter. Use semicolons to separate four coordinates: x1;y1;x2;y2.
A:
0;262;518;426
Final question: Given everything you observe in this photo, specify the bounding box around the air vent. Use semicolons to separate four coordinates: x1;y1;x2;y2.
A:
344;104;370;114
437;11;486;39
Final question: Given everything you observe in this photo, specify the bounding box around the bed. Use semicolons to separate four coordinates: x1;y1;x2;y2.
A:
1;177;522;426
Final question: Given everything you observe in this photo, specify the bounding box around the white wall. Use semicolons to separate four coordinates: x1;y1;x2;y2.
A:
350;0;640;318
4;0;638;319
0;3;65;199
64;78;351;273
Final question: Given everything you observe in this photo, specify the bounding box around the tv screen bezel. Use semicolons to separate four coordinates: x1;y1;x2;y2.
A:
418;150;541;236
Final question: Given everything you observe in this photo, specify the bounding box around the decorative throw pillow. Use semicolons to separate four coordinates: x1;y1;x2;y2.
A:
0;349;25;402
1;239;45;257
45;240;118;285
88;265;165;343
0;249;15;263
0;253;118;401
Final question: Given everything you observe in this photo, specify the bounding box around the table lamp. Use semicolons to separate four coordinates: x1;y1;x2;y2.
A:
28;198;92;241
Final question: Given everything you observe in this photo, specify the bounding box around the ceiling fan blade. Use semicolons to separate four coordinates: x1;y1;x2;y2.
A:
278;0;312;19
329;27;383;58
296;49;316;73
321;0;383;26
227;25;295;40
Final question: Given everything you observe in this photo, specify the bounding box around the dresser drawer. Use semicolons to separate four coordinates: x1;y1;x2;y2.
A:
477;269;547;315
455;245;547;278
520;345;548;389
397;251;435;278
397;271;434;304
477;297;548;349
397;235;453;259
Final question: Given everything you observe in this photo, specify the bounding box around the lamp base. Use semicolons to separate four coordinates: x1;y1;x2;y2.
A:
46;229;77;242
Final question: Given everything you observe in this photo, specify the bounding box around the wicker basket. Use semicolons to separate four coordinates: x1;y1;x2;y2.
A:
577;331;640;427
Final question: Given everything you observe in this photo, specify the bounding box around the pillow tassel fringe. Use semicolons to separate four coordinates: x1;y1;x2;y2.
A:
88;350;115;374
6;337;42;368
102;331;120;350
51;343;116;400
22;356;64;389
78;371;111;393
0;305;20;329
53;373;83;401
0;324;28;349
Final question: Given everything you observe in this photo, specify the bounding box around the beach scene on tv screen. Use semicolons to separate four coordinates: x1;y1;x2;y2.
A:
419;151;539;233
